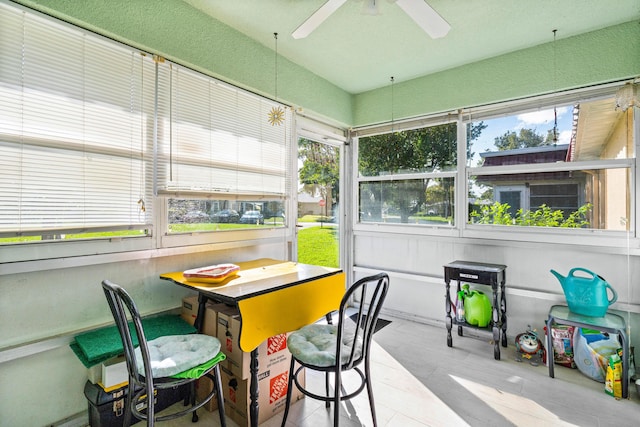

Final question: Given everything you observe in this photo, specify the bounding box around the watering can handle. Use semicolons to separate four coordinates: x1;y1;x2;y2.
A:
568;267;618;305
568;267;597;279
605;282;618;305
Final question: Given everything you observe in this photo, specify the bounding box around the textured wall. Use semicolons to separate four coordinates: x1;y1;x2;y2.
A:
354;20;640;126
15;0;354;127
14;1;640;128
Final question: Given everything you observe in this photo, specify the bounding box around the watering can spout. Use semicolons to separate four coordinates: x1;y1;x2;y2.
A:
550;269;566;286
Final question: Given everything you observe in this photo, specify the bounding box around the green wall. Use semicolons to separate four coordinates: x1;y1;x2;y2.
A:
16;0;354;127
354;20;640;126
14;1;640;128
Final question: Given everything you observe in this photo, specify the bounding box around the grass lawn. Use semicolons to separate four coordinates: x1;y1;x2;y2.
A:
3;218;340;269
297;225;339;268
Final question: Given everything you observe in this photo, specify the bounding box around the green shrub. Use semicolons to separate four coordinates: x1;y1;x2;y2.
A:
470;202;592;228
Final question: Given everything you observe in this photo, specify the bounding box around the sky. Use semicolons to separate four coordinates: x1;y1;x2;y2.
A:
469;106;573;165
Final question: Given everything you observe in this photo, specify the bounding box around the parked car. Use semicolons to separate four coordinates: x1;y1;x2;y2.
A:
183;210;210;223
239;210;264;224
211;209;240;223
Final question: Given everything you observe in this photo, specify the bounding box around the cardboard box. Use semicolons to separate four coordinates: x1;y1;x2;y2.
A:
180;295;199;326
193;303;245;412
193;299;304;423
202;309;216;337
200;328;304;425
195;370;235;413
221;364;305;427
202;302;233;337
216;309;291;379
180;296;219;336
101;355;128;390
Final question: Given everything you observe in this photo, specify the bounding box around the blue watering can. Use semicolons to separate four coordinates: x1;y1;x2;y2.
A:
550;268;617;317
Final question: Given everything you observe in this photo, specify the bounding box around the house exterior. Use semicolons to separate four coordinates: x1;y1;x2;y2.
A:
297;192;325;217
477;144;585;218
475;98;631;230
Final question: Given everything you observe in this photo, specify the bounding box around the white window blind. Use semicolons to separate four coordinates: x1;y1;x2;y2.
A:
0;3;154;237
156;63;291;200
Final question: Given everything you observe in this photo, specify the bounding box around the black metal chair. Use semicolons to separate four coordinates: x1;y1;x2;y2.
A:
280;273;389;427
101;279;226;427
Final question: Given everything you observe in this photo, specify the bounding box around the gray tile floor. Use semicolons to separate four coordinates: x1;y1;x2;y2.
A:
165;314;640;426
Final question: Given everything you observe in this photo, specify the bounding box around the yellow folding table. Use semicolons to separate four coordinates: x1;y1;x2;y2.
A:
160;258;345;427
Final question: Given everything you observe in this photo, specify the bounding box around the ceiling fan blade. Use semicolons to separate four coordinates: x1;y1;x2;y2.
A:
395;0;450;39
292;0;348;39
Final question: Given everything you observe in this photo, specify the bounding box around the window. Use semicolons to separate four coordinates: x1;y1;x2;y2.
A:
358;178;455;225
156;63;291;234
0;3;291;256
530;183;580;213
167;198;285;233
467;96;633;231
0;3;154;244
356;122;458;226
354;85;636;243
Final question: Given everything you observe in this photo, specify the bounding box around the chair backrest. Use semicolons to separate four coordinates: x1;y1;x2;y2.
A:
336;273;389;369
101;279;153;387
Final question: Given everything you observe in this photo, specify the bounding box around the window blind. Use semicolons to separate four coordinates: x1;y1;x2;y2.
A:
0;3;154;237
156;63;291;200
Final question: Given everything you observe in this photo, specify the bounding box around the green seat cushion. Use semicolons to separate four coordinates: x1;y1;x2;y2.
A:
287;324;362;367
136;334;221;378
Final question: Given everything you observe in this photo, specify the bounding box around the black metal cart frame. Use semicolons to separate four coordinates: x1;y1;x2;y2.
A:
444;260;507;360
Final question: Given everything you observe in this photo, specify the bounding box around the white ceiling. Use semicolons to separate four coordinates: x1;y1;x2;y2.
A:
183;0;640;94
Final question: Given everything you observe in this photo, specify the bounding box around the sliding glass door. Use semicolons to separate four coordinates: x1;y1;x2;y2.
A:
296;137;342;268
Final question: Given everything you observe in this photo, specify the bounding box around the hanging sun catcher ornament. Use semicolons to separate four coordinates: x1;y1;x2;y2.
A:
268;105;285;126
268;32;285;126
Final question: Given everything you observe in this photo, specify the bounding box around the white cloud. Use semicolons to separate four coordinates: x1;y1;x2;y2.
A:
517;107;569;126
513;107;572;142
559;129;571;145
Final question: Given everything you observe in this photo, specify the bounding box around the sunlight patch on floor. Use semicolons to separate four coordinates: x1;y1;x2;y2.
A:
369;342;470;426
450;374;579;427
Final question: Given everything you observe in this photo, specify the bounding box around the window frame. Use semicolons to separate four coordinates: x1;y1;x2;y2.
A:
0;2;159;263
352;83;638;248
0;1;295;263
354;116;459;231
154;59;293;248
462;87;636;246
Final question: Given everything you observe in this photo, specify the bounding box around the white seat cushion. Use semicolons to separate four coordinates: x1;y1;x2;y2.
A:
287;324;362;367
135;334;221;378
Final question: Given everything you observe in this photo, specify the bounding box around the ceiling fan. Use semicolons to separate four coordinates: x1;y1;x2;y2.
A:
292;0;451;40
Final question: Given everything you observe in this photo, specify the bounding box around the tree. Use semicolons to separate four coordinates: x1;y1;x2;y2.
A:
359;122;486;222
298;139;339;216
493;128;548;151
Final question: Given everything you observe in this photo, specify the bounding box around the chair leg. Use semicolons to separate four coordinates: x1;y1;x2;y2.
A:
280;358;296;427
213;365;227;427
365;358;378;427
146;382;156;427
183;387;190;406
324;372;330;409
190;381;199;422
123;379;134;427
333;369;341;427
